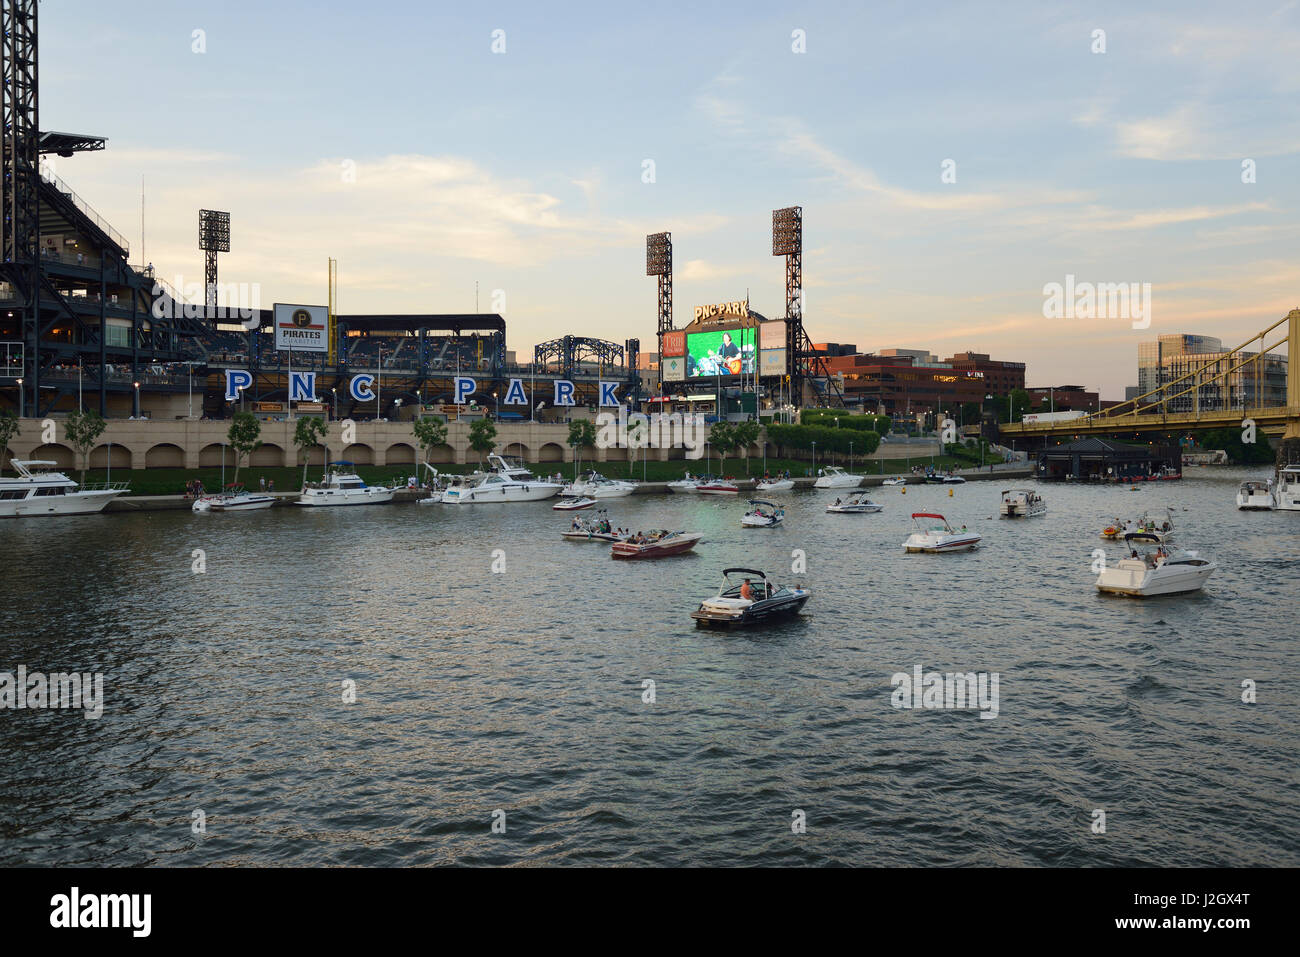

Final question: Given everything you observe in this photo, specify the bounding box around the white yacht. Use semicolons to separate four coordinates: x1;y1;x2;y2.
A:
0;460;128;517
667;473;704;493
902;512;981;553
755;477;795;492
1275;465;1300;511
1235;479;1274;511
298;463;395;506
1096;540;1215;597
194;485;275;512
441;454;563;504
826;493;883;513
1000;488;1046;518
560;470;636;499
814;465;863;489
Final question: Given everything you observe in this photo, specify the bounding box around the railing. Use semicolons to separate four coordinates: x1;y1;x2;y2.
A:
41;169;131;255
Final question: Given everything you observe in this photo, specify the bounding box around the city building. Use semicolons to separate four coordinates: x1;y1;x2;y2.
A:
1137;333;1288;412
822;349;1027;419
1027;385;1099;413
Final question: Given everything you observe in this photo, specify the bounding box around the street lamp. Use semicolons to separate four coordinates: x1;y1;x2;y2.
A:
16;378;23;418
331;387;337;419
812;439;817;474
133;381;140;419
416;390;421;417
493;391;499;418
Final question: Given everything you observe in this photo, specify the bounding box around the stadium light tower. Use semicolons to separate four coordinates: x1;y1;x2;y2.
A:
773;206;805;405
199;209;230;310
646;230;672;347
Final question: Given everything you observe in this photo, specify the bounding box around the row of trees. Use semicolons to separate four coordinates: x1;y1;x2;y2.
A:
766;423;881;462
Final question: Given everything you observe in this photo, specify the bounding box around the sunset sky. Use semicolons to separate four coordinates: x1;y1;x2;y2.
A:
41;0;1300;397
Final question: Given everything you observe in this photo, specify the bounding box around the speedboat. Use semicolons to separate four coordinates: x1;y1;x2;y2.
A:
299;463;395;506
1236;479;1274;511
695;479;741;495
553;496;597;510
814;465;862;489
1000;488;1045;518
741;499;784;527
942;475;967;485
561;470;636;498
562;510;627;542
902;512;981;553
1100;511;1173;543
826;493;883;513
690;567;811;629
0;460;128;517
755;477;795;492
882;477;906;486
667;473;704;493
611;530;702;559
1272;465;1300;510
199;484;275;512
441;454;563;504
1096;538;1216;597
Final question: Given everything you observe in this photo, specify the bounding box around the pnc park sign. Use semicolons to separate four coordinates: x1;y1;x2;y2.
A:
224;370;623;408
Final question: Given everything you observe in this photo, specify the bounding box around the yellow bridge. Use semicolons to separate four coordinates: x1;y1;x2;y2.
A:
1001;309;1300;442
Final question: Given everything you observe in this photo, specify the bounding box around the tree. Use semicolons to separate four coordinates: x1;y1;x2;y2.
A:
293;415;329;490
567;419;595;476
468;418;497;463
1008;388;1032;423
709;422;738;474
0;410;18;473
227;411;262;485
626;417;647;479
733;420;760;474
64;410;106;485
412;416;449;470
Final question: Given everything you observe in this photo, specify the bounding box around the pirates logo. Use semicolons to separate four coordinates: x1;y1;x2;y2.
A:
292;308;313;327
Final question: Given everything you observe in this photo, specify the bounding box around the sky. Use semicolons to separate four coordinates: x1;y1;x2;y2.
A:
39;0;1300;398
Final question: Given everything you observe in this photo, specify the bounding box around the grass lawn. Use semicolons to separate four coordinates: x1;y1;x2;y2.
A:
70;449;980;496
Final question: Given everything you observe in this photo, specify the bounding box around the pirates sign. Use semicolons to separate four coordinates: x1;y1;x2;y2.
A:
273;303;328;352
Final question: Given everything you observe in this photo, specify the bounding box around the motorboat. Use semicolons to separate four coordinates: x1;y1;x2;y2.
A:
561;470;636;498
1236;479;1274;511
741;499;784;527
695;479;741;495
0;460;128;518
755;477;795;492
1096;538;1216;597
1100;511;1173;543
1273;465;1300;510
441;454;563;504
298;463;396;506
1000;488;1045;518
881;477;907;486
562;510;627;542
553;496;597;510
902;512;981;553
667;473;704;493
814;466;862;489
196;484;275;512
610;530;702;559
826;493;883;513
942;475;967;485
690;567;811;629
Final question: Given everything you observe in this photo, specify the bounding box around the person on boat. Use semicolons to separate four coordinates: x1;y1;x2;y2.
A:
1131;549;1139;559
740;578;754;601
834;497;841;505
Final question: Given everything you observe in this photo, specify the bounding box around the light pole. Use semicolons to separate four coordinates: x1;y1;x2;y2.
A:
133;381;140;419
493;391;499;419
812;440;817;474
331;387;337;419
16;378;23;418
416;390;422;417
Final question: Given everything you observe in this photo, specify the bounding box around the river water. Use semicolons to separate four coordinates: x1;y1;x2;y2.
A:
1;467;1296;866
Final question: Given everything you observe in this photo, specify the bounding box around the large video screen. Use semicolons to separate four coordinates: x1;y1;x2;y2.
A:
686;327;755;378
